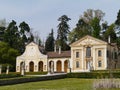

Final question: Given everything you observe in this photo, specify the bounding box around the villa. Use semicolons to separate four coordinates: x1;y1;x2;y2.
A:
16;35;120;73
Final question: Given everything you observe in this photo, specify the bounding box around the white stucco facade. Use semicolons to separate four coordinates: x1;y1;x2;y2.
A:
16;35;120;73
16;42;47;72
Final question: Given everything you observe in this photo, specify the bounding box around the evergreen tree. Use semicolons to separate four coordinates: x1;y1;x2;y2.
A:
104;24;117;43
0;42;19;71
19;21;33;53
57;15;71;51
68;9;105;43
4;20;20;49
91;17;101;38
68;18;91;43
0;26;5;41
45;29;54;51
115;10;120;27
115;10;120;46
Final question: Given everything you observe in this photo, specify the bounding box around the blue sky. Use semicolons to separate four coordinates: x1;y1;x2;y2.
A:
0;0;120;40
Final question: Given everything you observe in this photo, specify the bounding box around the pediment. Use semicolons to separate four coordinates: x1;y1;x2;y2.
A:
70;35;107;47
17;42;47;58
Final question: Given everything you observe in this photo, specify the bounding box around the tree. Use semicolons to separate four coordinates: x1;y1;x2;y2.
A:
81;9;105;24
115;10;120;27
45;29;54;51
57;15;71;51
104;24;117;43
114;10;120;46
4;20;20;49
91;17;101;38
101;21;109;40
68;18;91;43
0;19;7;41
0;26;5;41
68;9;105;43
0;42;19;71
19;21;34;53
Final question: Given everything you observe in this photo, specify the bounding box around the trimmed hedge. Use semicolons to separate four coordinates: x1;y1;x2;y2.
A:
67;72;120;79
25;72;47;75
0;74;67;86
0;73;22;79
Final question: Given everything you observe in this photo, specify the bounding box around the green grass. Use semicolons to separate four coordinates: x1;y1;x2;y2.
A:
0;78;119;90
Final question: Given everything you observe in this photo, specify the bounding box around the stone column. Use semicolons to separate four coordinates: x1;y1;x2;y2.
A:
6;65;9;74
67;60;71;73
62;60;64;72
54;61;56;72
47;61;51;75
0;65;2;74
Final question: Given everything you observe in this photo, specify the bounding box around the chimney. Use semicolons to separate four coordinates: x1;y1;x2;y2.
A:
59;46;61;54
108;35;111;44
54;44;57;52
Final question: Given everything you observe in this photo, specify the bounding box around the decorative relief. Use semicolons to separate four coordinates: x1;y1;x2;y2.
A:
80;38;101;47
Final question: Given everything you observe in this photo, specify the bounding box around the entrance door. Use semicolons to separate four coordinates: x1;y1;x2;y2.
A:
38;61;43;72
56;60;62;72
64;60;68;72
29;61;34;72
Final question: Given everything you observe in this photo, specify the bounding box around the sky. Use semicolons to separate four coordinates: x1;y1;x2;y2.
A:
0;0;120;40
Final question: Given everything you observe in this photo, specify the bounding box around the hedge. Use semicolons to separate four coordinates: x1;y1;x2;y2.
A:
67;72;120;79
25;72;47;75
0;74;67;86
0;73;22;79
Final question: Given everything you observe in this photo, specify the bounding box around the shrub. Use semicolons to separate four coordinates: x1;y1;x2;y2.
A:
93;79;120;89
67;72;120;79
0;73;22;79
25;72;47;75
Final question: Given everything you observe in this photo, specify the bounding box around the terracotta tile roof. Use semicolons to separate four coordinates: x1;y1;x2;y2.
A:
47;51;71;58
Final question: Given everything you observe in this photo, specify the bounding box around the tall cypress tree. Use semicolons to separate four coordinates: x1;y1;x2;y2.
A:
57;15;71;51
45;29;54;51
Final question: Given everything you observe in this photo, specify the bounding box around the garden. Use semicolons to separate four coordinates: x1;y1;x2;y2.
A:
0;70;120;90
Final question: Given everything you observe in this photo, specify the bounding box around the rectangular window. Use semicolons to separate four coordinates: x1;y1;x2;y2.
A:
86;47;91;58
115;52;117;59
76;61;79;68
98;61;102;67
76;52;79;58
98;50;102;57
107;50;109;57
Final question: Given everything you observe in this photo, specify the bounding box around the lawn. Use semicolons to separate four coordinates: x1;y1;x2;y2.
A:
0;78;119;90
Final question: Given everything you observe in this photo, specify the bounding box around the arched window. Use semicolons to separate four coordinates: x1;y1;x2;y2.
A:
98;50;102;57
76;61;79;68
86;47;91;58
98;61;102;67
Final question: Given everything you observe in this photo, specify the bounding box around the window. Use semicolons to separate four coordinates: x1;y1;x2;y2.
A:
98;50;102;57
98;61;102;67
86;47;91;58
76;52;79;58
76;61;79;68
107;50;109;57
115;52;117;59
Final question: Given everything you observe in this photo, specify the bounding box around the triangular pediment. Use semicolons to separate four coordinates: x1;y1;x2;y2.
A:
70;35;107;47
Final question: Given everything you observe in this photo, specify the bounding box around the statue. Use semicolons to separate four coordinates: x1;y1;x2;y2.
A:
6;65;9;74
